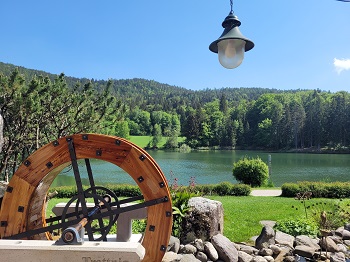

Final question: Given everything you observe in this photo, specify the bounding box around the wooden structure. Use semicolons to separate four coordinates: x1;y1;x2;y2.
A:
0;134;172;262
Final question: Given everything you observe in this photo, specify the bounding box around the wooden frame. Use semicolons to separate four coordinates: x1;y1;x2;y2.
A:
0;134;172;262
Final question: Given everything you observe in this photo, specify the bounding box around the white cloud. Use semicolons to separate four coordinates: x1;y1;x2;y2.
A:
334;58;350;74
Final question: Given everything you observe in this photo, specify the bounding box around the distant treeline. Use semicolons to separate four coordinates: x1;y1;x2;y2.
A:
0;62;349;178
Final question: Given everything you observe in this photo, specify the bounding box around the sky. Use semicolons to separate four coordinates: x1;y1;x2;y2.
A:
1;0;350;93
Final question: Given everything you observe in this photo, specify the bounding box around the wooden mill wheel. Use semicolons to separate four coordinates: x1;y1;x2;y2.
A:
0;134;172;262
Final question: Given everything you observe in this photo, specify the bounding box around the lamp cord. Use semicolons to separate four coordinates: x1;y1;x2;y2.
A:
230;0;233;12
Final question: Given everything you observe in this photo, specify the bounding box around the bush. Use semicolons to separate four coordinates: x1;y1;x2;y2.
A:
281;181;350;198
274;218;319;237
232;156;269;187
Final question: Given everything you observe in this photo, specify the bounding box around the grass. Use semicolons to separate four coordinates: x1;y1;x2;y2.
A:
129;136;186;148
46;195;350;244
208;196;350;243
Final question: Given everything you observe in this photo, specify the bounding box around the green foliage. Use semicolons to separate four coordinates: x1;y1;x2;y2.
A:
50;184;141;198
274;218;319;237
281;181;350;198
232;156;269;187
213;182;251;196
132;219;147;234
171;189;197;238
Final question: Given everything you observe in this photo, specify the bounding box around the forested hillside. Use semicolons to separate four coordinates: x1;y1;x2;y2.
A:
1;62;349;179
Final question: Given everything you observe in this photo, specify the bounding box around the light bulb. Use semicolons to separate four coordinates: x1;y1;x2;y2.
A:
217;39;245;69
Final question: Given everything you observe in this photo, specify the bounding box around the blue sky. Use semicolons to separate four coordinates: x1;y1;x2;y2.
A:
1;1;349;92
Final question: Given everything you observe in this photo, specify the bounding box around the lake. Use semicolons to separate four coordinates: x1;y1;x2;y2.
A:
51;150;350;188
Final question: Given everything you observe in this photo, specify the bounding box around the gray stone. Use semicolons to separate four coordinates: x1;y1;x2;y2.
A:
264;256;274;262
319;237;340;252
162;251;183;262
204;241;219;261
196;251;208;262
0;181;8;199
239;245;259;255
275;231;295;248
182;197;224;243
238;251;253;262
255;226;275;249
269;245;282;255
181;244;197;254
168;236;181;253
258;248;273;256
337;243;348;253
284;256;296;262
212;233;238;262
180;254;201;262
295;235;320;250
294;245;316;258
336;228;350;240
194;238;205;252
252;256;268;262
330;252;346;262
344;223;350;232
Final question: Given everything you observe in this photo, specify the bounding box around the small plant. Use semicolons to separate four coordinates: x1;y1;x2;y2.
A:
274;218;319;237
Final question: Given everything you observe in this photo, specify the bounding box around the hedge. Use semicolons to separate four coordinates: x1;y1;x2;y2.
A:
281;181;350;198
50;182;251;198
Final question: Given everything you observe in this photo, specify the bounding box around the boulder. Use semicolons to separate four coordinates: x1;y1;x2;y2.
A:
275;231;294;248
204;241;219;261
294;245;316;258
180;254;201;262
255;226;275;249
167;236;181;253
181;197;224;243
295;235;320;250
212;233;238;262
319;237;340;252
196;251;208;262
162;251;182;262
238;251;253;262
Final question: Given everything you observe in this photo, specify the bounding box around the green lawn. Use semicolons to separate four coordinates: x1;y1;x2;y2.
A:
129;136;186;148
47;195;349;243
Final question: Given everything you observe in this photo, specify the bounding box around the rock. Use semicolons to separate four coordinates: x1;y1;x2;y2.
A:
295;235;320;250
330;252;346;262
196;251;208;262
238;251;253;262
319;236;340;252
239;245;259;255
167;236;181;253
181;244;197;254
335;228;350;240
294;245;316;258
212;233;238;262
264;256;274;262
162;251;183;262
275;231;295;248
179;254;201;262
252;256;268;262
181;197;224;243
284;256;296;262
255;226;275;249
269;245;282;255
344;223;350;232
204;241;219;261
258;248;273;256
194;238;205;252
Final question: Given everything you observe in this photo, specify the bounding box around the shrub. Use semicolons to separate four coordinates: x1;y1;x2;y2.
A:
274;218;319;237
281;181;350;198
232;156;269;187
